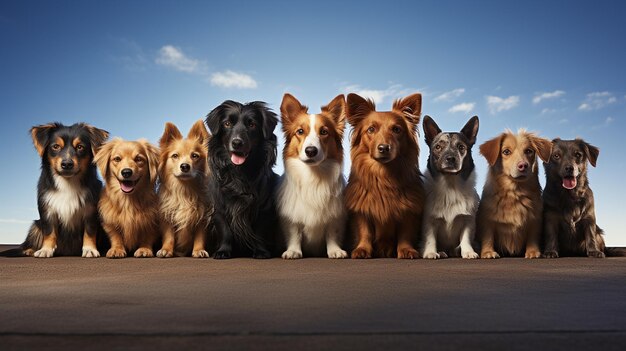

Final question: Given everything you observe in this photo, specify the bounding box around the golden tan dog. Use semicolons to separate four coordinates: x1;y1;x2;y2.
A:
95;138;160;258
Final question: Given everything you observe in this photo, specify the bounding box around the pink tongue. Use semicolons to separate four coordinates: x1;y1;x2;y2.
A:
120;181;135;193
231;153;247;165
562;177;577;190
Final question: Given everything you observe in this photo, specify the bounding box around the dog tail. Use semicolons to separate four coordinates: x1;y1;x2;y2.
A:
605;247;626;257
0;247;25;257
0;220;43;257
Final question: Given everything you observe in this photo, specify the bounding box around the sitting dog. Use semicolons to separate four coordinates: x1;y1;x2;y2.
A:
276;93;348;259
206;100;280;259
421;115;480;259
156;121;212;258
345;93;424;259
476;130;552;258
95;138;160;258
23;122;109;258
543;138;607;258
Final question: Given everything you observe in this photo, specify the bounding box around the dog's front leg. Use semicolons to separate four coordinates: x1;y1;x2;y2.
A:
479;223;500;259
581;218;605;258
105;226;127;258
191;226;209;258
82;207;100;258
459;216;478;259
34;224;57;258
421;219;439;259
213;213;233;259
397;216;419;259
157;225;176;258
281;221;303;259
351;214;373;259
326;216;348;259
543;212;560;258
524;221;542;259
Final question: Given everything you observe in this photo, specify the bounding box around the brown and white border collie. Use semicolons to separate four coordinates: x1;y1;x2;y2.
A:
276;94;348;259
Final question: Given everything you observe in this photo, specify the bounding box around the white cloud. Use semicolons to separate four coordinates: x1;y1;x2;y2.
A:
156;45;205;73
0;218;30;224
605;116;614;124
434;88;465;102
533;90;565;104
541;108;557;114
448;102;475;113
486;95;520;114
341;84;413;105
578;91;616;111
210;70;258;89
558;118;569;124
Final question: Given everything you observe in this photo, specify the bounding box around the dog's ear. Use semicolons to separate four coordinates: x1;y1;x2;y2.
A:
322;94;346;137
393;93;422;126
460;116;479;146
206;100;238;135
422;115;441;147
160;122;183;149
346;93;375;126
138;139;160;185
479;134;504;166
30;123;61;156
84;124;109;156
93;138;118;182
188;119;210;146
252;102;278;139
280;94;308;126
580;139;599;167
529;136;552;163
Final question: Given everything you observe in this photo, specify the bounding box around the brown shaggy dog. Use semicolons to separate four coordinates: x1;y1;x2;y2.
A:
477;130;552;258
156;120;212;258
345;93;424;259
95;138;160;258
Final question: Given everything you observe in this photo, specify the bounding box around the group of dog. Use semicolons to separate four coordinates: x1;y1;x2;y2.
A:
14;92;613;260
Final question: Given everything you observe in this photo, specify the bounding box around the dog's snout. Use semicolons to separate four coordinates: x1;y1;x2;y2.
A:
517;161;529;172
305;146;318;158
564;165;574;174
121;168;133;179
231;138;244;150
377;144;391;154
180;163;191;173
445;156;456;164
61;160;74;170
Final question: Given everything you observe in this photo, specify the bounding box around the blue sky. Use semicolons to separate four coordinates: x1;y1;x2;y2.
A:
1;0;625;245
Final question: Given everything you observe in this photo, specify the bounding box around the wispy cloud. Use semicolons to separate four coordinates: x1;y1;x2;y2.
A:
108;37;148;72
210;70;257;89
593;116;615;130
434;88;465;102
448;102;475;113
486;95;520;114
0;218;30;224
533;90;565;104
541;108;557;114
578;91;616;111
156;45;206;73
340;84;417;105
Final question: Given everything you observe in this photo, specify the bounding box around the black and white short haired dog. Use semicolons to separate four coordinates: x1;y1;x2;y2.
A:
421;115;480;259
23;122;109;257
206;101;280;258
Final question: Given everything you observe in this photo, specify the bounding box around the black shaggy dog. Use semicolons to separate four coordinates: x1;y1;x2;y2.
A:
206;101;280;259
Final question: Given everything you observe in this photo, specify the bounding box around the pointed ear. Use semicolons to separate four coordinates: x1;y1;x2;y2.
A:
159;123;182;149
188;120;209;145
581;139;599;167
479;134;504;166
422;115;441;147
280;93;308;125
93;139;117;181
392;93;422;126
84;124;109;156
30;123;60;156
139;139;160;185
530;136;553;163
460;116;479;146
346;93;375;126
322;94;346;137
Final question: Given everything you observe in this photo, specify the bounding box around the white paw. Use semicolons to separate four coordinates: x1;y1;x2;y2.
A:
192;250;209;258
156;249;173;258
423;251;440;259
328;249;348;259
34;247;55;258
282;250;303;259
134;248;154;258
82;247;100;258
462;250;479;259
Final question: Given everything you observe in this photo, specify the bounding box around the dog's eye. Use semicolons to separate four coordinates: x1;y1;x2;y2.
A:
223;121;232;128
458;144;466;152
435;145;441;151
135;156;144;164
171;153;179;159
525;148;534;155
502;149;511;156
112;156;122;163
392;126;402;134
574;152;583;159
367;126;376;134
553;153;561;160
247;121;256;129
76;144;85;151
191;153;200;159
51;144;61;151
296;128;304;135
320;127;329;136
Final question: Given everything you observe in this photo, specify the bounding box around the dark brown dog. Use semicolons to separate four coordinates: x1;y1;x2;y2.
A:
542;138;605;258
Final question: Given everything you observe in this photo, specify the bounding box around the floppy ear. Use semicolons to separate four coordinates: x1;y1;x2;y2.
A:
93;139;117;182
346;93;375;127
460;116;479;146
422;115;441;147
581;139;599;167
84;124;109;156
188;119;210;146
321;94;346;137
479;134;504;166
392;93;422;126
253;102;278;139
160;122;183;149
30;123;60;156
280;94;308;126
529;136;553;163
139;139;160;185
206;100;238;135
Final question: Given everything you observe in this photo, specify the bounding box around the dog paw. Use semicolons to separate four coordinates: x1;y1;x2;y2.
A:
253;250;271;259
462;250;479;259
423;251;440;260
282;250;303;259
34;247;55;258
398;248;419;259
525;250;541;259
82;247;100;258
134;248;154;258
106;247;127;258
23;248;35;256
192;250;209;258
587;250;606;258
156;249;173;258
213;250;231;259
327;249;348;259
481;251;500;259
351;247;372;259
543;251;559;259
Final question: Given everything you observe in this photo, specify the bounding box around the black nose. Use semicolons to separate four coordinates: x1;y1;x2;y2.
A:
61;160;74;170
180;163;190;173
445;156;455;164
305;146;318;158
378;144;390;154
121;168;133;179
231;138;243;150
565;165;574;174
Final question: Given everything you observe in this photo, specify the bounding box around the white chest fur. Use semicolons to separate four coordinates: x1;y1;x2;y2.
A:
43;174;88;231
424;169;479;227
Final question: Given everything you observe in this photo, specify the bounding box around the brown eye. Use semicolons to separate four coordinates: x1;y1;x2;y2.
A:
191;153;200;159
135;156;144;163
247;120;256;129
553;153;561;160
51;144;61;151
502;149;511;156
76;144;85;151
113;156;122;162
171;153;179;159
525;148;534;155
296;128;304;135
392;126;401;134
458;144;466;152
224;121;232;128
574;152;583;158
320;127;329;136
367;126;376;134
435;145;442;151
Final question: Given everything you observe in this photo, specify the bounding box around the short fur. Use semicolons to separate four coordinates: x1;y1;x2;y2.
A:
206;100;280;259
421;115;480;259
345;93;424;259
95;138;160;258
477;130;552;258
23;122;109;257
156;120;213;258
277;93;348;259
543;138;607;258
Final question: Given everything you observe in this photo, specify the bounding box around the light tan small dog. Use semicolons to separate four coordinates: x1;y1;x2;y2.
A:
476;130;551;259
95;138;160;258
156;120;212;258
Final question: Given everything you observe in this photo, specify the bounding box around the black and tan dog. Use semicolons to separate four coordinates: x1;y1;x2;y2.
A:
23;122;109;257
543;138;607;258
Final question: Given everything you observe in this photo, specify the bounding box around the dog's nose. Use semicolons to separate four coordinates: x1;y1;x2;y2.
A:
517;162;529;172
445;156;455;164
231;138;243;150
121;168;133;179
378;144;391;154
565;165;574;174
61;160;74;170
180;163;191;173
305;146;318;158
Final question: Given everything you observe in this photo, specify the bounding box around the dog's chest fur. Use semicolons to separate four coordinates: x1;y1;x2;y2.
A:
43;174;89;231
424;169;478;228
